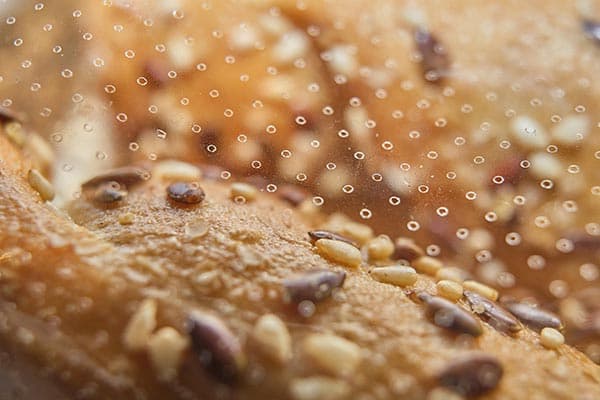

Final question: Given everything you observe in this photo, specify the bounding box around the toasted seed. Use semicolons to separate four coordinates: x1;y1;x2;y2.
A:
302;334;362;376
503;301;564;332
230;182;258;202
81;166;148;190
123;299;157;351
27;169;55;201
419;293;483;337
370;265;418;287
290;376;351;400
147;327;190;382
252;314;292;364
308;230;356;247
315;239;362;268
93;181;127;204
540;327;564;349
152;159;202;182
366;235;395;261
463;280;498;301
436;267;468;284
464;291;522;334
187;311;246;382
283;269;346;303
167;182;205;204
412;256;443;275
437;353;503;397
392;237;425;261
414;27;449;84
436;280;464;302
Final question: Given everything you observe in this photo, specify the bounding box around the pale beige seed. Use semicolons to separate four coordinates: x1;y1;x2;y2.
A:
366;235;395;261
4;121;25;147
436;267;468;284
303;333;362;376
540;327;564;349
147;327;189;382
370;265;418;287
427;387;465;400
290;376;351;400
463;280;499;301
27;169;55;201
152;159;202;182
123;298;157;351
412;256;443;275
230;182;258;202
321;213;374;245
26;132;55;172
118;212;135;225
315;239;362;268
436;280;464;302
252;314;292;364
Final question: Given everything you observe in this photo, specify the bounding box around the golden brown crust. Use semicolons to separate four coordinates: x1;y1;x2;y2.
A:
1;133;600;399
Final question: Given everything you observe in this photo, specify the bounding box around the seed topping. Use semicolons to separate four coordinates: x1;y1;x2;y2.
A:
540;327;565;349
464;291;522;334
392;237;425;261
302;333;362;376
167;182;206;204
252;314;292;364
93;181;127;204
308;230;356;247
503;301;563;332
419;293;483;337
81;166;148;190
27;169;55;201
283;269;346;303
315;239;362;268
370;265;418;287
414;27;450;84
437;353;503;397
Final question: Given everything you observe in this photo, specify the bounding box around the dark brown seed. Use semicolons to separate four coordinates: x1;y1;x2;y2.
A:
82;166;148;190
464;291;522;334
420;293;483;337
414;28;450;84
392;237;424;261
583;19;600;46
283;269;346;304
187;311;246;383
92;181;127;204
278;185;309;207
0;106;22;123
307;230;357;247
503;301;563;332
437;353;503;397
167;182;205;204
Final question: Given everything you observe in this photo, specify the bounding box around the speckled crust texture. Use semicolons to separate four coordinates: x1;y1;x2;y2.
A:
1;132;600;400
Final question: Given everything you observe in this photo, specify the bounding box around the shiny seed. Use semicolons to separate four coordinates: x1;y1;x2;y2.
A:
167;182;205;204
420;293;483;337
290;376;351;400
27;169;55;201
93;181;127;204
412;256;443;275
303;334;362;376
437;353;503;397
123;299;157;351
147;327;189;382
252;314;292;364
436;280;464;302
81;166;148;190
230;182;258;202
366;235;395;260
583;19;600;46
283;269;346;303
503;301;564;332
540;327;564;349
316;239;362;268
370;265;418;287
188;311;246;383
463;280;498;301
308;230;356;247
464;291;522;334
392;237;425;261
152;159;202;182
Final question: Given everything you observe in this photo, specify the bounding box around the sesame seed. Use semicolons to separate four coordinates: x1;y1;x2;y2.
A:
370;265;418;287
152;159;202;182
436;280;464;302
123;299;157;351
230;182;258;202
4;121;25;147
27;169;55;201
147;327;189;382
167;182;205;204
366;235;395;261
315;239;362;268
302;333;362;376
252;314;292;364
540;327;564;349
462;280;498;301
412;256;443;275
